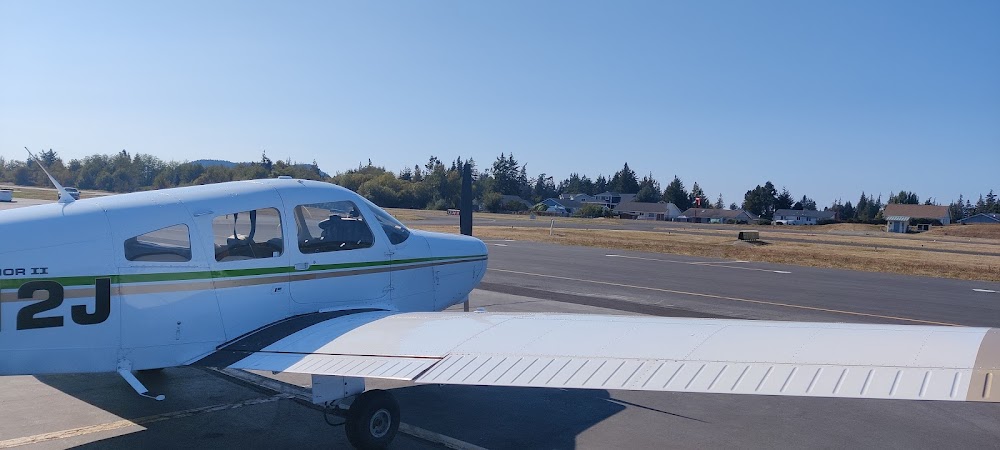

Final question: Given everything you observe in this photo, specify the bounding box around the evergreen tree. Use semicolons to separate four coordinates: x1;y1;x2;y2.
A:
714;194;725;209
856;193;870;222
841;201;855;221
532;174;556;202
794;195;817;211
635;173;662;202
663;176;691;210
775;188;794;211
742;181;778;219
594;175;608;193
609;162;640;194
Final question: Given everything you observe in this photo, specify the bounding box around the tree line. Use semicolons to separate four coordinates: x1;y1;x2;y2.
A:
1;150;997;221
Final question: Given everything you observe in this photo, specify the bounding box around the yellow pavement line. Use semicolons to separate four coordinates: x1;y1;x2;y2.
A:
489;268;961;327
0;394;292;448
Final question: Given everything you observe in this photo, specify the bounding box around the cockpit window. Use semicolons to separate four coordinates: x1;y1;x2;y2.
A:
359;197;410;245
212;208;284;262
294;201;375;253
124;224;192;262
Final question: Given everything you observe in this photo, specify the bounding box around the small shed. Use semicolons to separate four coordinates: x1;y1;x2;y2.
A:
886;216;910;233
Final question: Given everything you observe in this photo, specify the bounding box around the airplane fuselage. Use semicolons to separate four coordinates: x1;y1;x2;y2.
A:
0;179;487;375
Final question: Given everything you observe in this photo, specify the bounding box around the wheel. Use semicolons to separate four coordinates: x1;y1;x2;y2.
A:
344;389;400;450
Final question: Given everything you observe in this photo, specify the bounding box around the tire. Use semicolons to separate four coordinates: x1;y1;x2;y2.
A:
344;390;400;450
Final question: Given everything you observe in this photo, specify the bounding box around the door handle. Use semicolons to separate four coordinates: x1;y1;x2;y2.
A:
294;262;310;271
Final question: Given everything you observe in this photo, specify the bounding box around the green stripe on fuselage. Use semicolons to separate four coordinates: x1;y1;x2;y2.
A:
0;254;487;290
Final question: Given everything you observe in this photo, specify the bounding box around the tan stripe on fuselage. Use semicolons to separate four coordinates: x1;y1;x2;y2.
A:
0;258;485;302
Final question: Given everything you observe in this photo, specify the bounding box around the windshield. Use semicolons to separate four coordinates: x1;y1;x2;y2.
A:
359;197;410;245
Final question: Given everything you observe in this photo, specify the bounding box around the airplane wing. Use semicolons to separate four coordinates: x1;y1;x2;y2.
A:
193;310;1000;402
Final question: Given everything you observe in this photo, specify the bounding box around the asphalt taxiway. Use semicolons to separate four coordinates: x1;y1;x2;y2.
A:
2;201;1000;448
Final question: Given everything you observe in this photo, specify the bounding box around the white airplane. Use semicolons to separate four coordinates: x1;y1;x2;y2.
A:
1;156;998;449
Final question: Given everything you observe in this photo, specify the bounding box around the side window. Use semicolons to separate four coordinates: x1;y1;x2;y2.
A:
294;201;374;254
124;224;192;262
213;208;284;262
359;197;410;245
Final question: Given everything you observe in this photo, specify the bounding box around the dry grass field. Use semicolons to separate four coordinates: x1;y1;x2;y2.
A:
410;222;1000;282
926;224;1000;240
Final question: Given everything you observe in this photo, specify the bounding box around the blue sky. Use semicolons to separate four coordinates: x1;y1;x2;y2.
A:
1;0;998;207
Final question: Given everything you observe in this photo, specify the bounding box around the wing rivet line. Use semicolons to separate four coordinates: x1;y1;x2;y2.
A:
984;372;993;399
731;365;751;392
889;370;903;397
708;365;728;391
684;364;706;390
950;372;961;398
581;360;607;386
780;367;798;393
806;367;823;394
861;369;875;396
755;366;774;392
919;371;931;398
664;363;685;389
642;362;666;389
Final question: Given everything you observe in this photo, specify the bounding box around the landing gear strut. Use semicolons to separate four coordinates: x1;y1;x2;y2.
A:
312;375;400;449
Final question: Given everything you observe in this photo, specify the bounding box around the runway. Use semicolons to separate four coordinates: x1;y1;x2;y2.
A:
419;214;1000;257
2;200;1000;448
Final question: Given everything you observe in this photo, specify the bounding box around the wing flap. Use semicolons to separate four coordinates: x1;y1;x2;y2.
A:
415;355;972;401
196;311;1000;402
230;353;439;381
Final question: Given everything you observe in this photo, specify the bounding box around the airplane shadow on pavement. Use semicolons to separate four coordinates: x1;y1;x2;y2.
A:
34;367;697;449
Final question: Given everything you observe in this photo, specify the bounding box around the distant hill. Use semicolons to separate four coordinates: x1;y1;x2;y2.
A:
191;159;237;168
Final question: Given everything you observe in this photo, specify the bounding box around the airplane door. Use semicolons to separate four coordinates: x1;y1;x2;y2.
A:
206;204;291;340
359;205;437;312
286;199;390;311
107;197;227;369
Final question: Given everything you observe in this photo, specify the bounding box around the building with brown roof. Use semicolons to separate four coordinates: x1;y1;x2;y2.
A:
882;204;952;233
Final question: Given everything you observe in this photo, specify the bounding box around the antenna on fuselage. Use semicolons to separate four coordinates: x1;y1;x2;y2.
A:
25;147;75;204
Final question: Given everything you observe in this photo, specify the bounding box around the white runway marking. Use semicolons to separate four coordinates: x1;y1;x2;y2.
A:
606;254;790;274
492;243;509;247
973;289;998;293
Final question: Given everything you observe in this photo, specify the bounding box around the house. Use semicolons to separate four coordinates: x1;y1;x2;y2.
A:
499;195;533;210
882;204;951;233
773;209;837;225
537;198;584;216
882;204;951;225
960;213;1000;225
614;201;682;221
676;208;759;224
588;192;636;209
558;193;595;203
